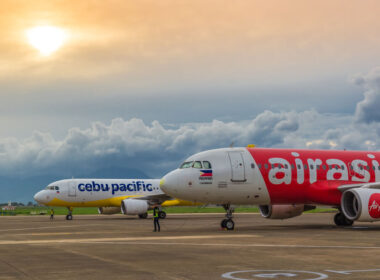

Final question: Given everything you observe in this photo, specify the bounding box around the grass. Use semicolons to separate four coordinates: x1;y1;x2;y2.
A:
0;205;337;216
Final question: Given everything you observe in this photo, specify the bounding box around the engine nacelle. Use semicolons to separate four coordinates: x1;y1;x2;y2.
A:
259;204;315;219
121;199;149;215
341;188;380;222
98;206;121;215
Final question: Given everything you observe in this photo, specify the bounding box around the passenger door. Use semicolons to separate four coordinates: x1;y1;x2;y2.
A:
68;180;76;197
228;152;246;182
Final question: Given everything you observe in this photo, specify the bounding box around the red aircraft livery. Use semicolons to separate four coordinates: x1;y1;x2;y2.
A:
161;147;380;230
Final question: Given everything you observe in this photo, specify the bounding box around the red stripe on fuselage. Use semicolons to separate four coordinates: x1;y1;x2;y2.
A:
246;148;380;205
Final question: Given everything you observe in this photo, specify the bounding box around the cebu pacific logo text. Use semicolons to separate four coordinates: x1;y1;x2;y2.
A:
368;194;380;218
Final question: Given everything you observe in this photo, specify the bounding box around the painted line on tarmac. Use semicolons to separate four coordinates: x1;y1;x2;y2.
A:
0;225;87;232
0;223;118;233
0;234;256;245
83;241;380;250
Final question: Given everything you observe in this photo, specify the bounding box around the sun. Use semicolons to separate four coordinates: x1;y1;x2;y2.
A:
26;26;68;56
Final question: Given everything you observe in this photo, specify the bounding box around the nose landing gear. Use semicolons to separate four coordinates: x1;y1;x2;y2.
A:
221;204;235;230
66;207;73;220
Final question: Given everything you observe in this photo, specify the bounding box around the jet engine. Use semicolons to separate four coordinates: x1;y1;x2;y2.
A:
98;206;121;215
259;204;316;219
341;188;380;222
121;199;149;215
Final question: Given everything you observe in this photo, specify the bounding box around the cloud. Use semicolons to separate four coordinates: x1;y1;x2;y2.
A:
353;67;380;123
0;111;303;178
2;106;380;182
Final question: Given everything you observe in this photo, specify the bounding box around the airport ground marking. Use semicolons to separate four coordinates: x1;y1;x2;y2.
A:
82;241;380;250
222;269;380;280
0;234;256;245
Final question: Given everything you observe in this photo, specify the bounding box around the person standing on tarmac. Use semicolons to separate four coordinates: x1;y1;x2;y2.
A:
50;208;54;220
153;207;160;232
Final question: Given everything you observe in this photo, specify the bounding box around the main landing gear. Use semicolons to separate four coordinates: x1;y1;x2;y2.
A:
334;212;353;227
221;204;235;230
138;213;148;219
66;207;73;220
158;210;166;219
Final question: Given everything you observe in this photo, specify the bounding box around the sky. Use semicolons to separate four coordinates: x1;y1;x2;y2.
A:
1;0;380;201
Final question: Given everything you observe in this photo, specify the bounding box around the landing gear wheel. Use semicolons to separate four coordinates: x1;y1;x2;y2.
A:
138;213;148;219
158;211;166;219
225;219;235;231
221;219;227;228
66;214;73;220
221;204;235;230
334;213;353;226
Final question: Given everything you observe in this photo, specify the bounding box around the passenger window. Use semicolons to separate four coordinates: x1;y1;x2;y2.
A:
304;164;307;170
251;163;255;169
342;165;345;170
291;164;295;170
297;164;301;169
373;166;376;170
264;164;268;169
271;164;275;169
203;161;212;169
193;161;202;169
317;165;320;170
180;161;193;169
285;164;288;169
258;163;262;169
322;165;326;170
335;165;338;170
310;165;314;170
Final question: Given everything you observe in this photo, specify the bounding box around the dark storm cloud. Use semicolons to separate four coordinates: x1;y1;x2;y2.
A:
354;67;380;123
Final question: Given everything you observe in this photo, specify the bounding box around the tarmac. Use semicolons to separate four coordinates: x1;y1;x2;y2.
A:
0;213;380;280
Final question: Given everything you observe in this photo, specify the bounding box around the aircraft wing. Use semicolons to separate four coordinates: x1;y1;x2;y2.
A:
132;194;172;205
338;182;380;192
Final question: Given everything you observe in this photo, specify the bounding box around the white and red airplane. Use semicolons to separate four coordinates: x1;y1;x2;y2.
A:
160;146;380;230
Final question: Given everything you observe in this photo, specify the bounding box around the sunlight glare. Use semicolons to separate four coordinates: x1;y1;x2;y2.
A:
26;26;67;56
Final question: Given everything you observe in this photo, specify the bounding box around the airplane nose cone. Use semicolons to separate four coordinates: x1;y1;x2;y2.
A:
34;191;46;204
160;170;179;196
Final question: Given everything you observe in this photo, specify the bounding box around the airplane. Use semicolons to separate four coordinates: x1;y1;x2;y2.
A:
34;178;197;220
160;145;380;230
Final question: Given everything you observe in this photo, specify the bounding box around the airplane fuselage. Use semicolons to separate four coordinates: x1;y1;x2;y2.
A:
161;147;380;206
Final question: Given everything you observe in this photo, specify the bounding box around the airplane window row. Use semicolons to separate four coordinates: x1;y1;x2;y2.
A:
45;186;59;190
251;163;380;171
180;161;212;169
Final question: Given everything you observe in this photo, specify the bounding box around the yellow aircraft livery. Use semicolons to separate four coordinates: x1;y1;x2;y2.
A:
34;179;195;220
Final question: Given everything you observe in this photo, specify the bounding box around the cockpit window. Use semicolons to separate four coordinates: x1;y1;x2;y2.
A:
203;161;212;169
180;161;193;169
55;186;59;190
45;186;57;190
192;161;202;169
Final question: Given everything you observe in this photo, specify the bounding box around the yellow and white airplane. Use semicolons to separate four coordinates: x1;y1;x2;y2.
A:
34;178;195;220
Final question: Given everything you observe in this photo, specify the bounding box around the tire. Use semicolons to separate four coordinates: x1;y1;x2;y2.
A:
334;213;353;226
138;213;148;219
158;211;166;219
225;219;234;230
66;214;73;220
221;219;227;228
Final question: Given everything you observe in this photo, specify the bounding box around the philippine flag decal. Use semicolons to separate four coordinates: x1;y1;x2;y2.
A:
199;169;213;184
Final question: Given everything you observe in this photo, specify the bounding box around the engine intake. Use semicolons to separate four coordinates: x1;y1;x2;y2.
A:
259;204;315;219
121;199;149;215
98;206;121;215
341;188;380;222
